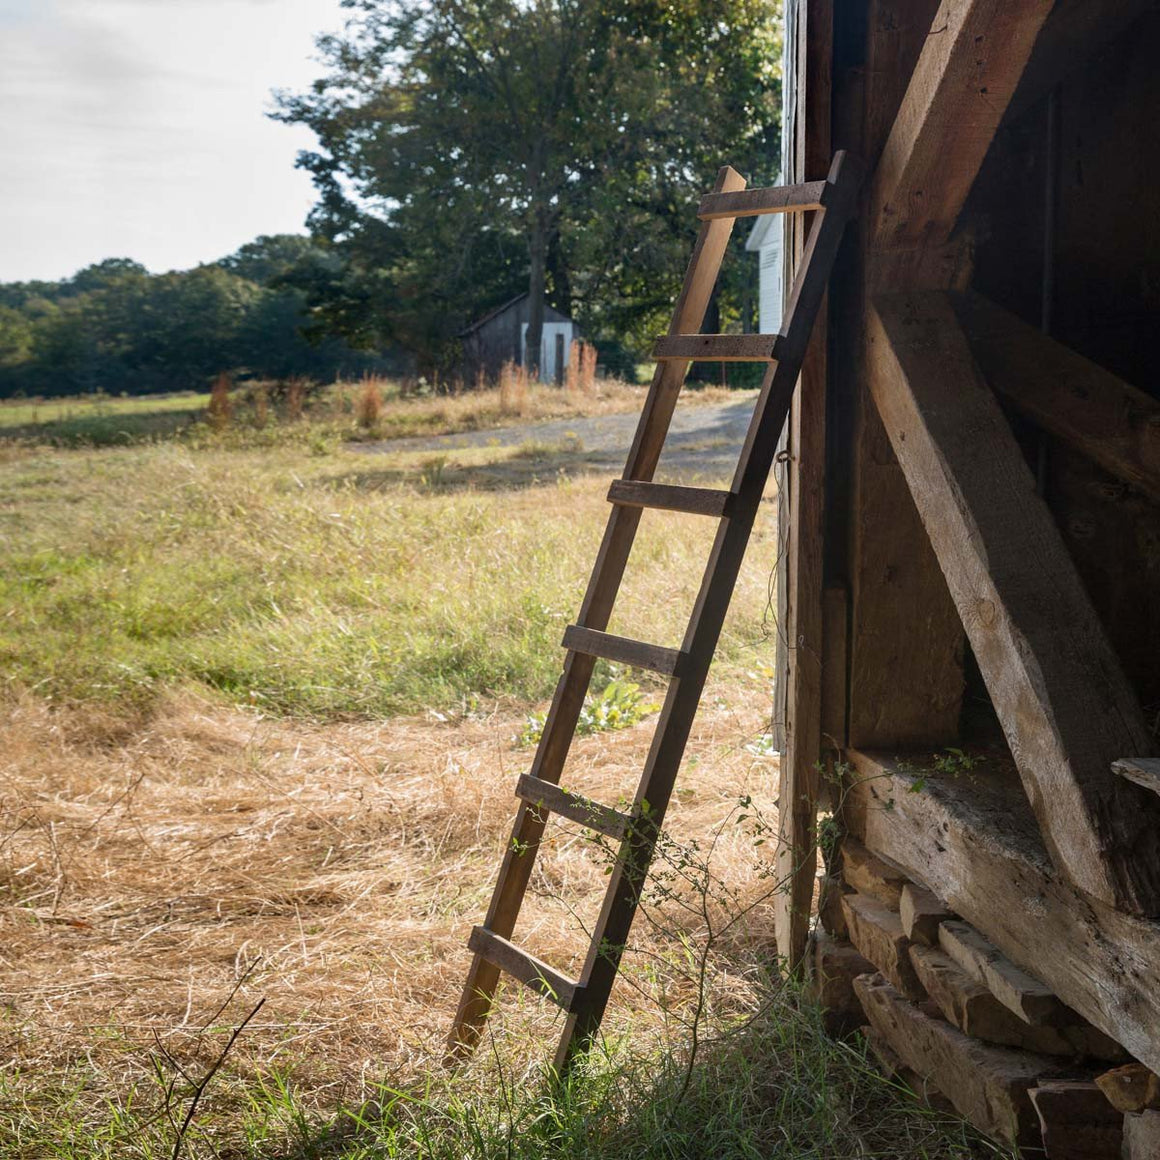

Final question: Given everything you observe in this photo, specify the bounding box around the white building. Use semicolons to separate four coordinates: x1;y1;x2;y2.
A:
746;206;785;335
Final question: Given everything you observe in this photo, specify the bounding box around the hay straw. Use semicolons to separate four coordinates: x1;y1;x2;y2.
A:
0;679;778;1105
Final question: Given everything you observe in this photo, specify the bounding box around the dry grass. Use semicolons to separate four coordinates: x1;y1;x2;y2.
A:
341;375;737;443
355;380;383;430
498;361;531;415
0;677;779;1128
0;377;738;451
565;341;598;396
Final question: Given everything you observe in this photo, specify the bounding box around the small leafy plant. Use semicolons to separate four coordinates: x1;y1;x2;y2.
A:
516;676;660;747
905;747;985;794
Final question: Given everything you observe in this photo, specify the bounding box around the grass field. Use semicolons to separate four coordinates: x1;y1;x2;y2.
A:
0;388;1002;1158
0;375;697;449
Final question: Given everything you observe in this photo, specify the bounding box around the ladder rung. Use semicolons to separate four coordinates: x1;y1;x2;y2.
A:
515;774;632;840
653;334;781;362
607;479;734;518
562;625;686;678
697;179;829;220
468;926;584;1012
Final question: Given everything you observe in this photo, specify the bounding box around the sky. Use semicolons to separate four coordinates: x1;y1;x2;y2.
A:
0;0;349;283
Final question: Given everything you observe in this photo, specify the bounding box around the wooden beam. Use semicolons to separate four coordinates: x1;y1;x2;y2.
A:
938;920;1064;1025
951;291;1160;503
697;180;828;220
870;0;1054;251
854;973;1053;1149
1113;759;1160;796
819;585;847;749
862;0;944;170
773;0;832;972
652;334;781;362
847;0;967;752
867;291;1160;914
1029;1081;1125;1160
844;749;1160;1073
1005;0;1159;124
1124;1111;1160;1159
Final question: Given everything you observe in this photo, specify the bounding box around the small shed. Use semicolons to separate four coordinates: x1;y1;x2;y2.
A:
460;293;575;385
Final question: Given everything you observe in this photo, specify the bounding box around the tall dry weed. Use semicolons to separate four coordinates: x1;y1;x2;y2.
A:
250;382;269;428
285;377;307;421
498;360;529;414
206;373;232;430
356;379;384;430
566;341;598;395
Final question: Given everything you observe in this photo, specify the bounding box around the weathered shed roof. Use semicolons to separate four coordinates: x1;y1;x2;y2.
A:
459;292;571;337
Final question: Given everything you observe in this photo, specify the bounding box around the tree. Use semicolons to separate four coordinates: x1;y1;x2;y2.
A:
0;306;32;368
67;258;150;296
218;234;324;286
276;0;780;378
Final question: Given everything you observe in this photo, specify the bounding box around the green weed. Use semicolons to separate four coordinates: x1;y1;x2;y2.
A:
516;674;660;747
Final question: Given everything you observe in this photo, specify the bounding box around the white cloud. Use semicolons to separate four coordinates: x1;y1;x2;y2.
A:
0;0;349;281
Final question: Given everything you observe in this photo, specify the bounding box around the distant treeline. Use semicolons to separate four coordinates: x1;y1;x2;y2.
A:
0;236;396;399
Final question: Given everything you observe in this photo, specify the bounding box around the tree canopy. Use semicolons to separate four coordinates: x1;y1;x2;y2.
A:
0;237;391;398
0;2;782;397
276;0;781;376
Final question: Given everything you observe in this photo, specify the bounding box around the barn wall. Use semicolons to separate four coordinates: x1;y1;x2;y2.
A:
966;11;1160;724
802;4;1160;1140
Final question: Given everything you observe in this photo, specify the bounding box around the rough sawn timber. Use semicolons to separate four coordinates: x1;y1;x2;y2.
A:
1113;758;1160;797
866;291;1160;916
854;972;1054;1148
938;920;1063;1026
1123;1110;1160;1159
909;944;1123;1059
847;0;966;754
840;837;909;906
844;749;1160;1074
841;892;926;1001
899;883;952;946
772;0;833;972
869;0;1054;251
1028;1081;1124;1160
952;291;1160;504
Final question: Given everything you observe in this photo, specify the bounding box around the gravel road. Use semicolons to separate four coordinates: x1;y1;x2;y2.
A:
353;394;759;484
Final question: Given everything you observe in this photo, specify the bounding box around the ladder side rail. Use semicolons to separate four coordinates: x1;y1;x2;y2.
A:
552;152;864;1072
448;165;747;1061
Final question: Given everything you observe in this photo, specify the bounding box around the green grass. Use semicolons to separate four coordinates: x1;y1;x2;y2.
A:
0;419;770;721
0;980;1002;1160
0;391;211;446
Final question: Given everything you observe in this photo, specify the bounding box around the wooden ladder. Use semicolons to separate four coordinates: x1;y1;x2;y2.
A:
448;150;864;1074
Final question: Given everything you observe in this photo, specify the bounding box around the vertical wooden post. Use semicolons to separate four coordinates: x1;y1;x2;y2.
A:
774;0;833;969
845;0;966;751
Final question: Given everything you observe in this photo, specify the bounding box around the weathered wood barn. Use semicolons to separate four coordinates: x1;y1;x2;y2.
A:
459;292;576;384
772;0;1160;1153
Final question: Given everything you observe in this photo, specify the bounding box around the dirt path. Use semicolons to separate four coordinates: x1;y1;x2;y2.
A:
353;393;759;483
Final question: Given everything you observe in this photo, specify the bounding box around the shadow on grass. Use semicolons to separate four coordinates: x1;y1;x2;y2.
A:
0;407;202;448
336;441;621;495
